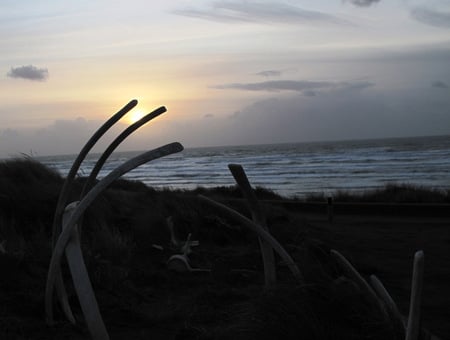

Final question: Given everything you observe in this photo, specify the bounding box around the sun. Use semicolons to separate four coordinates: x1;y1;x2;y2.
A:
126;109;147;125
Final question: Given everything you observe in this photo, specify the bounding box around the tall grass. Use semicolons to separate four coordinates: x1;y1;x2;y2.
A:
305;183;450;203
0;159;446;339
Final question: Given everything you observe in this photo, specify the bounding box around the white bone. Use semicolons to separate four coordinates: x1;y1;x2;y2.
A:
63;202;109;340
228;164;277;288
198;195;303;283
406;250;425;340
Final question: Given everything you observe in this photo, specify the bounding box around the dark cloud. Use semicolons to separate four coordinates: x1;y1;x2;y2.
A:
432;81;448;89
0;128;19;138
204;113;214;118
172;1;348;25
7;65;49;81
216;87;450;145
411;7;450;28
212;79;374;95
347;0;381;7
255;70;282;77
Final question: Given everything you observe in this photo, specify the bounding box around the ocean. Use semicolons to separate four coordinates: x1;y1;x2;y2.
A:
37;135;450;199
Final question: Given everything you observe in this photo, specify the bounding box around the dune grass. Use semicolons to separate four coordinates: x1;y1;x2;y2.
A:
305;183;450;203
0;158;448;339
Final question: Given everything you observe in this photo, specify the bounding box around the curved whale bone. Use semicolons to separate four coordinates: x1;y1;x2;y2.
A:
49;101;165;325
51;99;137;248
74;105;167;241
198;195;303;283
62;202;109;340
369;275;406;336
49;100;137;323
406;250;424;340
372;252;441;340
80;106;167;199
228;164;277;288
330;250;387;318
46;142;184;329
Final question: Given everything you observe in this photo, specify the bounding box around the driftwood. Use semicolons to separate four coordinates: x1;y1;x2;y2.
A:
228;164;277;288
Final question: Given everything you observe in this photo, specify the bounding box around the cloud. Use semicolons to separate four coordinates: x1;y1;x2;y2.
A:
411;7;450;28
212;79;374;95
7;65;49;81
0;128;19;138
172;1;348;25
0;117;122;157
215;87;450;145
432;81;448;89
255;70;282;77
347;0;381;7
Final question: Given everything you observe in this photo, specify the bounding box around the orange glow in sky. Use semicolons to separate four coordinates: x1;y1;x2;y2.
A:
1;1;450;157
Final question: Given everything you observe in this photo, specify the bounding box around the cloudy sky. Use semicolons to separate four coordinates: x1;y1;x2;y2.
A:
1;0;449;157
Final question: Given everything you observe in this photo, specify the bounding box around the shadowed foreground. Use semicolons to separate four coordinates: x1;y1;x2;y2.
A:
0;159;449;339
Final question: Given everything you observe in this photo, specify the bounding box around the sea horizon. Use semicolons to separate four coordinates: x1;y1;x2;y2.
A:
2;132;448;160
28;134;450;199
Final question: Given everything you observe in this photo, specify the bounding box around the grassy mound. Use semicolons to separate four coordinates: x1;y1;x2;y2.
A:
0;158;447;339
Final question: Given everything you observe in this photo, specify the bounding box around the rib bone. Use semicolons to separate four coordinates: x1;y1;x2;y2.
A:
370;275;406;335
48;99;137;324
406;250;425;340
63;202;109;340
228;164;277;288
46;142;184;325
198;195;303;283
80;106;166;198
330;249;387;317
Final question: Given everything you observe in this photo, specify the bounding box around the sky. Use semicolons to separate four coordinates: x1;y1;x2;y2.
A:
1;0;449;157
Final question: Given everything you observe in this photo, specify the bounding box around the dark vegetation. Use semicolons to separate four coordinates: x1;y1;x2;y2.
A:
305;183;450;203
0;158;449;339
